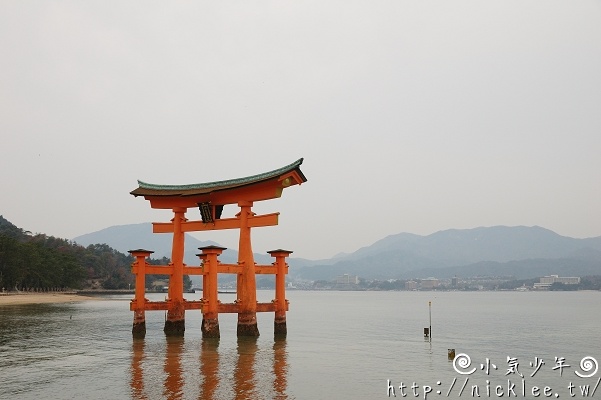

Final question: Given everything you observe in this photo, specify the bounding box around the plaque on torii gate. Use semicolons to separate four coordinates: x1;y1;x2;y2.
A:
128;158;306;338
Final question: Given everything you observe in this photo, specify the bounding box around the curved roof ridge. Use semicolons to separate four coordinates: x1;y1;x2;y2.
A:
137;158;304;191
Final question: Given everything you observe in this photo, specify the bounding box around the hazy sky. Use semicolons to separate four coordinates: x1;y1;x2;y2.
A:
2;1;600;260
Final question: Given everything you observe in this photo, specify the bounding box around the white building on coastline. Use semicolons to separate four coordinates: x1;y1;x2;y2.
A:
533;275;580;290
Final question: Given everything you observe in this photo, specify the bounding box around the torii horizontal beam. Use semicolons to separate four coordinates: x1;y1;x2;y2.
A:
134;264;286;276
152;212;279;233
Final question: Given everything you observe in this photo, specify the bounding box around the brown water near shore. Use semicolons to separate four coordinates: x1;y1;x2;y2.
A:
0;292;96;306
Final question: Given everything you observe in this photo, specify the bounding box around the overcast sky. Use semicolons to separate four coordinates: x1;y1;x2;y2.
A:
1;1;600;260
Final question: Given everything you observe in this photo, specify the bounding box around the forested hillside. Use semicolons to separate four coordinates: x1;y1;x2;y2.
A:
0;215;186;291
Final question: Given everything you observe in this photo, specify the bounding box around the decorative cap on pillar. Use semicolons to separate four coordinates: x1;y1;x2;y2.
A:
198;245;227;254
267;249;293;256
128;249;154;257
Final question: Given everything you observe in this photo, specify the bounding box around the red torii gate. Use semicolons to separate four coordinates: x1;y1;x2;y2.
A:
128;159;306;338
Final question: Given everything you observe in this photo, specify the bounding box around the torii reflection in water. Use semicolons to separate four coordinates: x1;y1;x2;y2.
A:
129;337;289;400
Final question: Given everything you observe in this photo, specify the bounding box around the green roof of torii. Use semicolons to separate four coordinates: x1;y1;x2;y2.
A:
130;158;305;197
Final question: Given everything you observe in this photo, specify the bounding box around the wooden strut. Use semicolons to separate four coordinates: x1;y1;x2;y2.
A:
129;244;291;338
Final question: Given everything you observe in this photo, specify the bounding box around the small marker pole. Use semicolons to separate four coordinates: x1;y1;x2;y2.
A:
428;301;432;343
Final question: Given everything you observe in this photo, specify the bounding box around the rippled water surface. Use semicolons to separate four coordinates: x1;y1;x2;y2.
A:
1;291;600;399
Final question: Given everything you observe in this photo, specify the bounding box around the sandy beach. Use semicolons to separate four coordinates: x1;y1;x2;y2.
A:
0;292;97;306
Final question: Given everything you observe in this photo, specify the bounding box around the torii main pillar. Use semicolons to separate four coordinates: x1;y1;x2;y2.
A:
236;201;259;335
164;207;186;335
130;158;307;337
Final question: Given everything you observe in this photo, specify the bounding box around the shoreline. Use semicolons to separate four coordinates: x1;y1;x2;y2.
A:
0;292;98;306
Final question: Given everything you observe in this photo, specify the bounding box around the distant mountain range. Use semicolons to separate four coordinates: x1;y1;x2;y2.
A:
292;226;601;280
73;224;601;281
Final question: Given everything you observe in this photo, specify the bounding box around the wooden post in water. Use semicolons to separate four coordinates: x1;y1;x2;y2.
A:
428;301;432;343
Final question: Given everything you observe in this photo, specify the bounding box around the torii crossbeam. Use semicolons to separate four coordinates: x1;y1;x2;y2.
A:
128;158;307;338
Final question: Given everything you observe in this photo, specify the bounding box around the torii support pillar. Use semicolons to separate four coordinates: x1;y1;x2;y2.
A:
129;249;154;338
197;245;224;338
268;249;292;336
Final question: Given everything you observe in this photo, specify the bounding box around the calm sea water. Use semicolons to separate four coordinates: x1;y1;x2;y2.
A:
1;291;600;399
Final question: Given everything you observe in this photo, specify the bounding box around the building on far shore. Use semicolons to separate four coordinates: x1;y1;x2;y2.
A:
151;279;169;292
420;277;439;289
335;274;359;285
405;280;418;290
533;275;580;290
